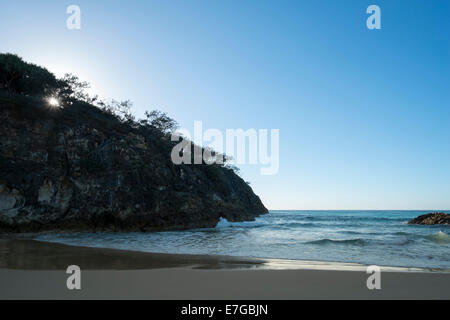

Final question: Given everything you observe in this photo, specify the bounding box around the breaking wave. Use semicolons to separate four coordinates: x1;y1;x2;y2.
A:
425;231;450;245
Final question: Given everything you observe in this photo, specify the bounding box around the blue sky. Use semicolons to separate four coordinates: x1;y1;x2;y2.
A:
1;0;449;209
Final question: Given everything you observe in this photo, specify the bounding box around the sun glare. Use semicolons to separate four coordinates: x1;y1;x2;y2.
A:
47;97;60;107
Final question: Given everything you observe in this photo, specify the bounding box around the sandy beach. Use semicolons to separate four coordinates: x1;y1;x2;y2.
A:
0;238;449;299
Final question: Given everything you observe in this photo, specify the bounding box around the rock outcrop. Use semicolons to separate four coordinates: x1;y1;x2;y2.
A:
408;212;450;225
0;98;268;232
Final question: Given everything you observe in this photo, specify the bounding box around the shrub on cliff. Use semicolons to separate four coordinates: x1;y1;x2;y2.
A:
0;53;58;97
141;110;179;134
57;73;98;104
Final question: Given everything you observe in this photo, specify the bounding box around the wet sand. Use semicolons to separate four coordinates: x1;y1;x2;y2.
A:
0;239;449;299
0;238;265;270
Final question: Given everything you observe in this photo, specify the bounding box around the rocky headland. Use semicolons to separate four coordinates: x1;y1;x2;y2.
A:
0;54;268;232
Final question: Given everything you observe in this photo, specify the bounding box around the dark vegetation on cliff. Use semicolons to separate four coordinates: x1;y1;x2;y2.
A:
0;53;268;232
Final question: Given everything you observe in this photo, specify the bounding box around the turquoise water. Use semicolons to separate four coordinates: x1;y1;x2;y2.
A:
35;210;450;269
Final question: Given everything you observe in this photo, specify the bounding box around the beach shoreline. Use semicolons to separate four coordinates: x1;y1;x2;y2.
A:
1;238;449;299
1;237;448;273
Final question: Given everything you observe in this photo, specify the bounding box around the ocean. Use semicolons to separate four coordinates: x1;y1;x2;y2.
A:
35;210;450;270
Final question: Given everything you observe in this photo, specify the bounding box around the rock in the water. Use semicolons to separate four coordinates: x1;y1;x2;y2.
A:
408;212;450;225
0;99;268;232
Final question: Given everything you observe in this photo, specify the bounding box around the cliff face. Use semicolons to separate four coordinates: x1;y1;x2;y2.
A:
0;98;268;232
